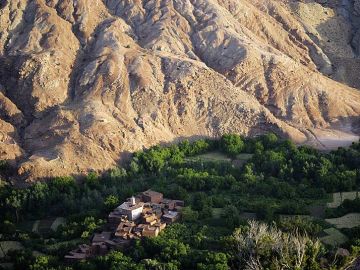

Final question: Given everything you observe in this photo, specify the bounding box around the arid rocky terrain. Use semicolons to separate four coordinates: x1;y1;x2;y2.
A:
1;0;360;181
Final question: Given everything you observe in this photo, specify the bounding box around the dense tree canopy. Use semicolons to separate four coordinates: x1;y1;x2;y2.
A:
1;134;360;269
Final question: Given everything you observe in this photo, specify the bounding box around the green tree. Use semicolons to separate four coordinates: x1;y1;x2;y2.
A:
29;256;53;270
85;172;100;188
222;205;241;228
109;167;127;180
262;133;278;149
160;239;189;261
5;190;24;222
220;134;244;157
104;195;119;211
181;207;199;222
241;163;257;183
192;192;210;211
94;251;142;270
0;220;16;234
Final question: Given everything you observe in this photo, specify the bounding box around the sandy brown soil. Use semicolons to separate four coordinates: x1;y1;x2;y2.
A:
0;0;360;180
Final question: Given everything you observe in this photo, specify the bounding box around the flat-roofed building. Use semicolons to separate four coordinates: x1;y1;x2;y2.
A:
173;200;185;207
92;232;112;243
142;190;163;204
65;244;92;262
163;211;180;224
117;197;144;221
155;222;166;231
142;225;160;237
161;199;176;210
108;211;123;224
142;213;157;224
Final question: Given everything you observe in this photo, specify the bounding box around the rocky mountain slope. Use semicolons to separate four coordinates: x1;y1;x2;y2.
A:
0;0;360;181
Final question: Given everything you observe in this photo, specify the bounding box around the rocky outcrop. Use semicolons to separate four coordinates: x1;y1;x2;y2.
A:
297;0;360;88
0;0;360;181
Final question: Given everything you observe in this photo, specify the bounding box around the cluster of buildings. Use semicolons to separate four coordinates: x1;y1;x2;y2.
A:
65;190;184;261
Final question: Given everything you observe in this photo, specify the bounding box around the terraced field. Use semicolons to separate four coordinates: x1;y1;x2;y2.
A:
327;192;359;208
0;241;23;258
320;228;349;247
17;217;66;235
325;213;360;229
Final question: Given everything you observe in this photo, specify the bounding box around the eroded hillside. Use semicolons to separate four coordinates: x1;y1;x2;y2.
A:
0;0;360;180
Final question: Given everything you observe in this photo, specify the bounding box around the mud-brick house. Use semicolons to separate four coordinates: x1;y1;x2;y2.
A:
173;200;185;207
142;225;160;237
161;199;176;210
142;190;163;204
162;211;180;224
92;232;112;243
64;244;92;262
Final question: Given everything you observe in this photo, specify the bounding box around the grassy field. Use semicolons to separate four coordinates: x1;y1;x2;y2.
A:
308;201;329;218
325;213;360;229
0;241;24;258
327;191;359;208
320;228;349;247
236;154;253;160
232;154;253;167
18;217;66;234
190;152;232;162
187;152;253;169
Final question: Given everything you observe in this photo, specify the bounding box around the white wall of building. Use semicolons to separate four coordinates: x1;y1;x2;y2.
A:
130;206;143;220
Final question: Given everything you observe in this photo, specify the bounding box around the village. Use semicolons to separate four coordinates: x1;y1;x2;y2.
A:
65;190;184;261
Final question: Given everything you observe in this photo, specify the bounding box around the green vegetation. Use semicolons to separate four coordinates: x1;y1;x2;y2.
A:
327;191;359;208
0;133;360;269
0;241;23;258
325;213;360;229
186;152;231;162
320;228;349;247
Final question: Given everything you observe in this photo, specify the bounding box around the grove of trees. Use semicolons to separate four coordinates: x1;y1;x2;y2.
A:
0;133;360;269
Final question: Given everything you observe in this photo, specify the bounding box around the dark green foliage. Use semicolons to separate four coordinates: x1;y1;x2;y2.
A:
221;205;241;229
0;160;8;170
1;135;360;270
85;251;143;270
220;134;244;157
181;207;199;222
326;197;360;218
56;216;105;240
277;216;324;236
103;195;119;212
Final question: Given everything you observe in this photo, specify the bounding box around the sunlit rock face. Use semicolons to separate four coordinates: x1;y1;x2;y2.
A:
0;0;360;181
